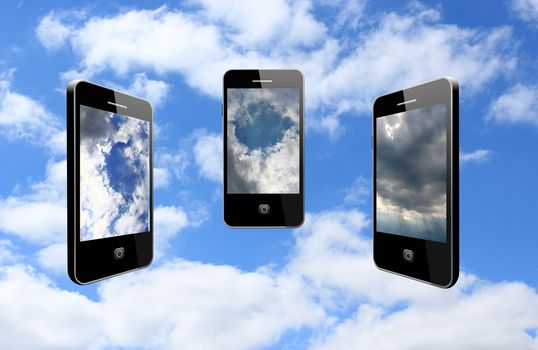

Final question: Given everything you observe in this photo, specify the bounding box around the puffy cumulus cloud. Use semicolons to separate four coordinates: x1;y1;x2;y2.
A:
512;0;538;25
460;148;492;164
35;11;72;50
0;70;65;153
0;160;66;244
127;73;170;109
193;0;326;48
0;261;325;350
42;3;515;136
1;209;538;348
310;282;538;350
103;73;170;109
193;130;222;182
289;210;538;350
0;265;104;350
487;84;538;126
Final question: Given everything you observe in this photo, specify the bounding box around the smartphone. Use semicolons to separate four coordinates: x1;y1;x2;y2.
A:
67;81;153;284
223;70;304;227
373;77;459;288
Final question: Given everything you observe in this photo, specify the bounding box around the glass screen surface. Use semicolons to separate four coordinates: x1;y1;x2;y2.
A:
227;88;300;194
79;104;150;241
376;104;447;243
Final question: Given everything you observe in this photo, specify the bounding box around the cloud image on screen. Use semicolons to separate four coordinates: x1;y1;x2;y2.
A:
227;88;300;194
79;105;150;241
376;104;447;243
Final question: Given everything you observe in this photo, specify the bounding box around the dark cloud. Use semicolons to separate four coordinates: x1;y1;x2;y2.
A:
80;105;113;152
376;104;447;242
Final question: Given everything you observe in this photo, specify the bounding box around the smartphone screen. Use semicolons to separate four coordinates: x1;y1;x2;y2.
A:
226;88;300;194
375;104;447;243
223;70;304;227
79;104;151;241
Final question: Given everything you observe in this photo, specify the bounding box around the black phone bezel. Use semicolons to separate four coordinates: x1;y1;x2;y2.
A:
67;80;153;285
223;70;304;227
373;77;459;288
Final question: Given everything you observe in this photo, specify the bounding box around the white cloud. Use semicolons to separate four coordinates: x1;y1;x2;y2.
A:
36;242;66;275
0;160;66;244
289;210;538;349
194;0;326;48
35;12;72;50
127;73;170;109
0;70;64;153
153;167;171;188
0;261;325;350
227;89;300;193
153;205;192;260
0;240;18;264
487;84;538;126
512;0;538;25
344;176;370;205
460;149;492;164
311;281;538;350
48;4;516;136
154;206;189;241
154;148;189;188
1;208;538;349
193;130;222;182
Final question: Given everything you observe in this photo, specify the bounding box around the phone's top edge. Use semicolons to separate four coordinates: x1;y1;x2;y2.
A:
66;80;153;112
66;79;86;93
223;69;303;79
373;76;459;103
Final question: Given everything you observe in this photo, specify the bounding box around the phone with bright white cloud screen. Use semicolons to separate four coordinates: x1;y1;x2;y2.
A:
67;81;153;284
373;77;459;288
223;70;304;227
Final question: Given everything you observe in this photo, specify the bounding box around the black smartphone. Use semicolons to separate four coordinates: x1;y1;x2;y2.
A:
67;81;153;284
373;77;459;288
223;70;304;227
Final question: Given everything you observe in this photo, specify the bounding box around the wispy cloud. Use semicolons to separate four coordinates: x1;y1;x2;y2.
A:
460;149;492;164
512;0;538;26
344;176;370;205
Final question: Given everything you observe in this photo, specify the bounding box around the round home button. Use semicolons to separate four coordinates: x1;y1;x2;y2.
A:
114;247;125;260
403;249;414;262
258;204;270;215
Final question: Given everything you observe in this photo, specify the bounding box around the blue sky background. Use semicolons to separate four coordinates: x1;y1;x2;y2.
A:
0;1;538;349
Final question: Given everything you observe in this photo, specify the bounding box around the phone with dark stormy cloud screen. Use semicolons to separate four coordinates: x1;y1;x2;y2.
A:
223;70;304;227
373;78;459;288
67;81;153;284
